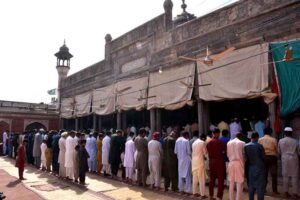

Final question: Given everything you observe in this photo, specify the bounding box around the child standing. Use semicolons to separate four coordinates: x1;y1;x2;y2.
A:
16;139;28;180
79;139;89;185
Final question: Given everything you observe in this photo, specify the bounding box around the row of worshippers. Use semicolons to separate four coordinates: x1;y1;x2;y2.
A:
2;130;25;158
10;126;300;199
105;127;299;200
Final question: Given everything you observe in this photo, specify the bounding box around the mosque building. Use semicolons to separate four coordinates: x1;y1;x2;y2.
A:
56;0;300;138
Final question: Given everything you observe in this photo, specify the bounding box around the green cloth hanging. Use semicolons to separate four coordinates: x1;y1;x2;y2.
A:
270;41;300;116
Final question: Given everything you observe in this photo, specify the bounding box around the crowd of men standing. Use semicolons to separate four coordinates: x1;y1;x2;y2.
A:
1;124;300;200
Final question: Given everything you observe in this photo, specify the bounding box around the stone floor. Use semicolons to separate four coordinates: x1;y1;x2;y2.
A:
0;157;296;200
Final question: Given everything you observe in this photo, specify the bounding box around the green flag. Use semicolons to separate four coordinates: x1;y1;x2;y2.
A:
47;88;56;95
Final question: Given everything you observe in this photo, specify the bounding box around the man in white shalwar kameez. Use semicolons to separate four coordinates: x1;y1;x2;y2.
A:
192;137;207;198
86;133;97;172
58;132;68;178
175;131;192;194
227;133;245;200
2;131;8;155
278;127;299;198
102;132;111;175
40;140;47;170
148;132;163;189
124;132;136;183
65;131;77;179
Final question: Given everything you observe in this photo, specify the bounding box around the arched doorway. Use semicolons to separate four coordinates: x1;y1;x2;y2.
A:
25;122;46;131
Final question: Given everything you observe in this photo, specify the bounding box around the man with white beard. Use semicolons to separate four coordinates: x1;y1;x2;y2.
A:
102;131;111;176
65;131;77;180
124;132;136;183
148;132;163;189
58;132;68;178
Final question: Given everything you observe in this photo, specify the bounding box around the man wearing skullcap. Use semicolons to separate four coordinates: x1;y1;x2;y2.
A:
148;132;163;189
278;127;299;198
58;132;68;178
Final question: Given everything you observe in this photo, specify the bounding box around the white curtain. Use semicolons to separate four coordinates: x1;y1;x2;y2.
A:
74;92;92;117
197;44;271;102
92;84;116;115
60;97;75;119
116;76;148;111
147;63;195;110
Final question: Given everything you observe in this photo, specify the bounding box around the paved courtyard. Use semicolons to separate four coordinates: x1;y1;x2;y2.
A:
0;157;293;200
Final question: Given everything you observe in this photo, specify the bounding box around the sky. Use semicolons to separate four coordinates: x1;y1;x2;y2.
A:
0;0;238;104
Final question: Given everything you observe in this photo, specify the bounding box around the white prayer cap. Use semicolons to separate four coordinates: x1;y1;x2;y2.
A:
284;127;293;132
39;128;45;132
61;132;68;137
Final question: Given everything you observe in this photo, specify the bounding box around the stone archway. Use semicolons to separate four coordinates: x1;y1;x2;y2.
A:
25;122;47;131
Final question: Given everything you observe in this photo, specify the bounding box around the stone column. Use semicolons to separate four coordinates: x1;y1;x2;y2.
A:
156;109;161;132
93;114;97;131
150;109;156;133
197;99;204;134
75;118;79;131
117;111;122;130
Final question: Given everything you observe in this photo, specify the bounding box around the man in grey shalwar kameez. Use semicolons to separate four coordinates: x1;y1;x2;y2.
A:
278;127;299;198
32;129;44;168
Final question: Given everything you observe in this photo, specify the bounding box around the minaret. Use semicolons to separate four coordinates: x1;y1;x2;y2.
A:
163;0;173;31
54;40;73;109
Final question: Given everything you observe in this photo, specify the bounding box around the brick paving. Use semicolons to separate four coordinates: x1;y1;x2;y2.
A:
0;169;43;200
0;156;296;200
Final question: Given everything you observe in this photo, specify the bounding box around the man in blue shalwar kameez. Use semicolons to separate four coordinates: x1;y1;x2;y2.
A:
245;132;266;200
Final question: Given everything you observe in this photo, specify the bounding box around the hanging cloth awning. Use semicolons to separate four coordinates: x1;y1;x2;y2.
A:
92;84;116;116
197;43;275;103
74;91;92;117
147;63;195;110
60;97;75;119
271;40;300;116
116;76;148;111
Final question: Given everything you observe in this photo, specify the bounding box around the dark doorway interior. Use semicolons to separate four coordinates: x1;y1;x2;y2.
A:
126;109;150;129
101;114;117;130
161;104;198;127
209;98;269;124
